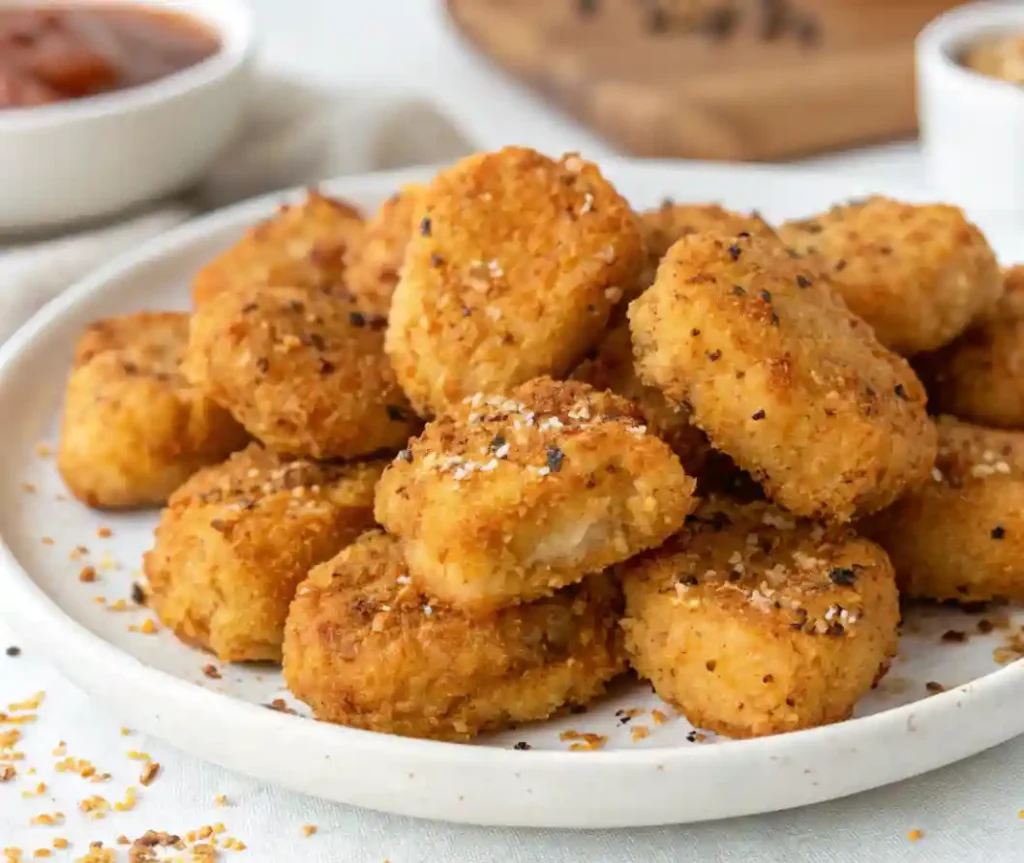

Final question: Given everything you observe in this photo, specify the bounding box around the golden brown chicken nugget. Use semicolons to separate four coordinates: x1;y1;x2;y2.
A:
916;266;1024;428
345;184;423;318
191;191;364;308
386;147;644;416
778;197;1002;356
58;312;248;509
861;416;1024;603
185;284;419;459
629;232;937;522
144;444;384;662
621;497;899;739
638;201;777;293
284;530;625;740
375;378;696;615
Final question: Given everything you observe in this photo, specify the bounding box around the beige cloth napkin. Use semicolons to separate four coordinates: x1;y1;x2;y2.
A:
0;75;473;342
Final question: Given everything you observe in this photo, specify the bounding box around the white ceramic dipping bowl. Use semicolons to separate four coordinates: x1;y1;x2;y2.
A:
918;1;1024;223
0;0;254;232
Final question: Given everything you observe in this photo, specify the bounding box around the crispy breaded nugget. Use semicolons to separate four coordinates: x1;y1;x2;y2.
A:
571;322;712;475
778;197;1002;356
191;191;364;308
345;184;423;318
144;444;383;662
185;284;419;459
638;201;777;293
283;530;625;740
916;266;1024;428
629;232;937;522
862;416;1024;602
375;378;696;614
58;312;248;509
621;498;899;738
386;147;644;416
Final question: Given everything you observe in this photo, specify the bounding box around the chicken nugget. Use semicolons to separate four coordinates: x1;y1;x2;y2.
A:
916;266;1024;428
284;530;625;740
58;312;248;509
345;184;423;318
638;201;777;293
191;191;364;308
621;498;899;738
144;444;383;662
778;197;1002;355
185;284;419;459
386;147;644;416
629;232;937;522
375;378;696;614
862;416;1024;602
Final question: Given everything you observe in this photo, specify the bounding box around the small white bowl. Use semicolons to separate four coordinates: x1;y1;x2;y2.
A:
917;1;1024;223
0;0;254;233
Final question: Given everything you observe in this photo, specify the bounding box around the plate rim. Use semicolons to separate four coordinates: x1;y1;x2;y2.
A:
0;157;1021;818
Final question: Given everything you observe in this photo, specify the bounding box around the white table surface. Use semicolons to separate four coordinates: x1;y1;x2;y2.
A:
2;1;1022;860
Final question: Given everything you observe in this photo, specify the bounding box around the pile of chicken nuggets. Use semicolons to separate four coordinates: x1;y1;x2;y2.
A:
56;145;1024;742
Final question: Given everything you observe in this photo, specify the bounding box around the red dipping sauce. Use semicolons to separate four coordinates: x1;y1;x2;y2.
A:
0;4;220;109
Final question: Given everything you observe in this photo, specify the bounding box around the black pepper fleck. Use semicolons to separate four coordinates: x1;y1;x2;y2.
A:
419;216;432;237
690;328;701;337
796;274;811;289
386;405;409;422
728;245;741;261
5;646;20;657
751;409;766;421
255;357;270;374
307;332;326;351
732;285;746;296
349;311;366;328
130;583;147;605
241;302;259;314
829;567;857;586
546;445;565;473
318;358;336;375
835;259;847;271
759;289;773;303
430;253;444;268
941;629;967;643
894;384;907;400
706;349;722;362
991;525;1006;540
513;741;531;751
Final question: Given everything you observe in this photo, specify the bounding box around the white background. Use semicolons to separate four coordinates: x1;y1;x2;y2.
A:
1;1;1022;860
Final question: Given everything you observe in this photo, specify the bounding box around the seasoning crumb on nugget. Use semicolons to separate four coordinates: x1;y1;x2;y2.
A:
386;146;644;416
375;377;696;615
284;530;625;740
621;497;900;738
144;444;384;662
191;190;364;308
779;196;1002;356
862;416;1024;604
916;266;1024;429
58;312;248;510
629;231;937;522
185;283;419;459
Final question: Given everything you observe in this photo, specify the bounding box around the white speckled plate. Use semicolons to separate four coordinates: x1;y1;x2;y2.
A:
0;160;1022;828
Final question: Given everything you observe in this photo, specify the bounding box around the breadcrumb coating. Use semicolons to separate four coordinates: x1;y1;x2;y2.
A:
375;377;696;614
191;191;364;308
862;416;1024;602
916;266;1024;428
622;497;899;738
284;530;625;740
185;284;419;459
386;147;643;416
144;444;384;661
779;197;1002;355
58;312;247;509
629;231;937;521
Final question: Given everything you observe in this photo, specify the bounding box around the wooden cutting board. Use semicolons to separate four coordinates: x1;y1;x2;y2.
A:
446;0;967;161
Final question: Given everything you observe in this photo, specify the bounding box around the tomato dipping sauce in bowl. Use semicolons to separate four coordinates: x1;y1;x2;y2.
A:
0;0;253;232
0;5;221;108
